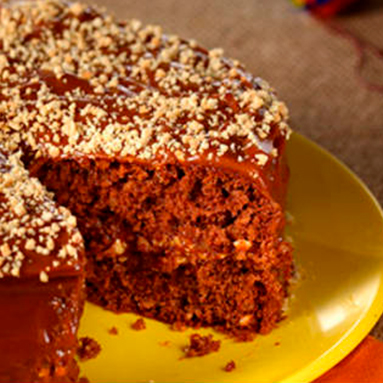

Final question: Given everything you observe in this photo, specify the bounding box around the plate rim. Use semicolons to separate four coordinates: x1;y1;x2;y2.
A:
280;133;383;383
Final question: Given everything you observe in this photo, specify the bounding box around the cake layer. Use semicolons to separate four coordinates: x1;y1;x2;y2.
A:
29;157;288;272
86;241;292;337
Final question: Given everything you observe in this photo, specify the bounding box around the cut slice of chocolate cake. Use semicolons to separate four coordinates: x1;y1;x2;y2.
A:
0;0;293;379
0;148;85;383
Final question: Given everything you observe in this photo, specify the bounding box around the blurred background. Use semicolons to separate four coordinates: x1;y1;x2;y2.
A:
91;0;383;336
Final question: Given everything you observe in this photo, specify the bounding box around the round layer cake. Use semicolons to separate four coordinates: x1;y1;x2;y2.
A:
0;1;293;382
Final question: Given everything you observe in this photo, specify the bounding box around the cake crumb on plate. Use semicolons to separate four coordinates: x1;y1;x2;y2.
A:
77;337;101;361
131;318;146;331
223;360;236;372
183;333;221;358
108;326;119;335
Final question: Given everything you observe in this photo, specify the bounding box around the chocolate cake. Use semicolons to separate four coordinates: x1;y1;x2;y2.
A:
0;0;293;381
0;148;85;382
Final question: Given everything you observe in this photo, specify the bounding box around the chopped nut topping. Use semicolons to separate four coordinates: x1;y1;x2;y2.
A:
0;0;290;168
233;239;252;251
113;239;127;255
254;154;269;166
25;238;36;251
0;243;11;257
0;149;83;280
39;270;49;283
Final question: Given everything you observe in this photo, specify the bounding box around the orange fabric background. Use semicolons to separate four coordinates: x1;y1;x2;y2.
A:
316;336;383;382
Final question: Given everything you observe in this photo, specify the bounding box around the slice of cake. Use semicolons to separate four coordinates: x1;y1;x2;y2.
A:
0;148;85;382
0;3;293;378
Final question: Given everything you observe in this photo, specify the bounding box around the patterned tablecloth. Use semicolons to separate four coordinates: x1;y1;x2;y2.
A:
92;0;383;338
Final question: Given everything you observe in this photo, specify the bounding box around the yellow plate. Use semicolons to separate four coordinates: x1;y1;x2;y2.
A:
78;133;383;383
